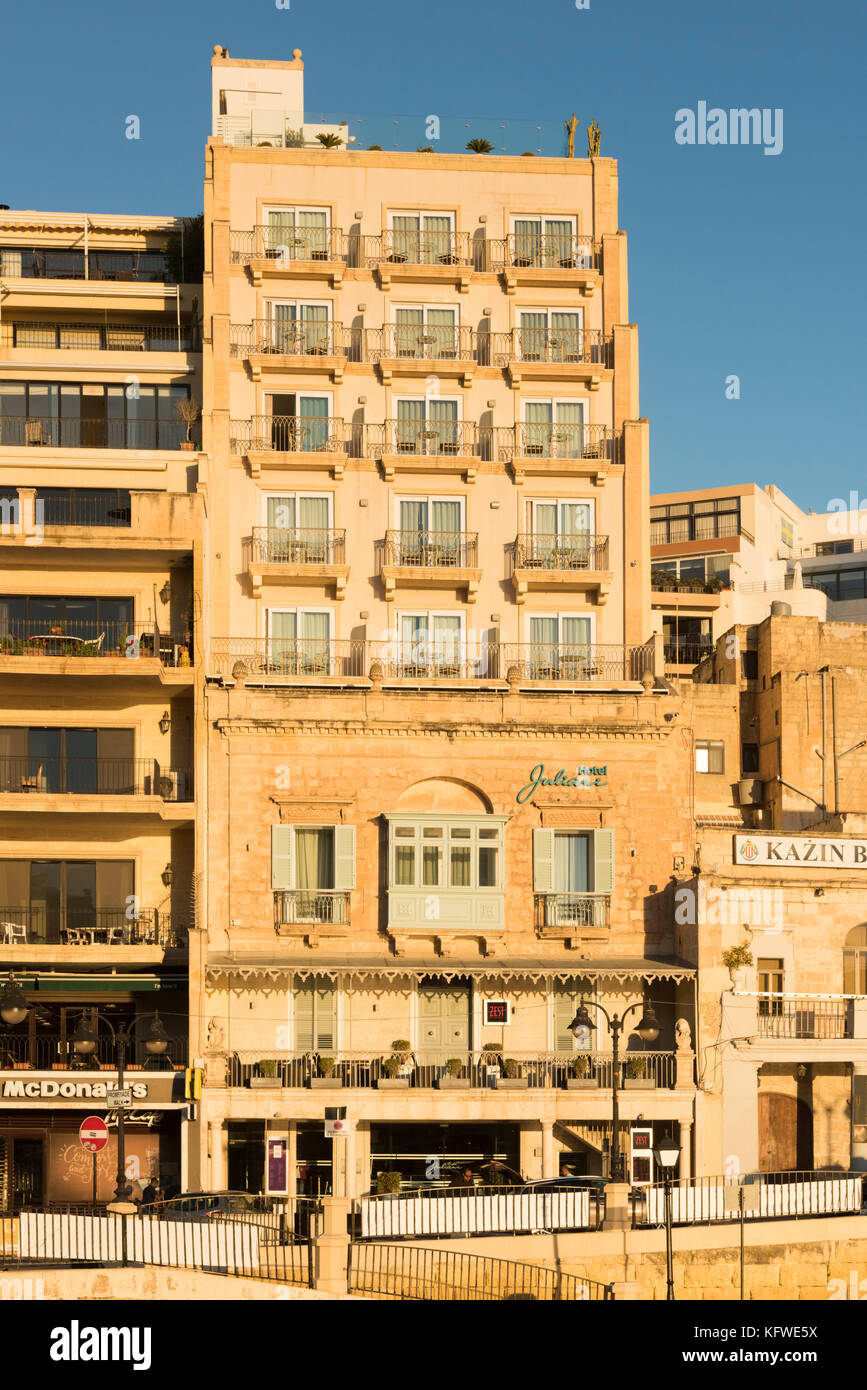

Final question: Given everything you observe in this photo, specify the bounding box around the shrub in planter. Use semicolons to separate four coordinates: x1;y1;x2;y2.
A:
383;1056;403;1079
319;1056;336;1077
503;1058;521;1079
626;1056;646;1080
376;1170;402;1195
572;1054;590;1079
258;1058;279;1079
445;1058;464;1078
722;945;753;971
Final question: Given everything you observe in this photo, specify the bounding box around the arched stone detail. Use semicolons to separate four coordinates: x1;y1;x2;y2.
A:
395;777;493;813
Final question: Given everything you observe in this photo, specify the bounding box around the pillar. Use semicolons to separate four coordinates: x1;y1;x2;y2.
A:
313;1196;350;1296
208;1119;224;1190
345;1126;357;1199
678;1119;693;1181
541;1122;556;1179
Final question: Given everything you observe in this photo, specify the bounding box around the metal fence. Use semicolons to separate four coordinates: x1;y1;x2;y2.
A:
515;533;609;572
2;322;198;352
0;1030;187;1070
0;621;191;666
636;1172;866;1227
381;530;478;569
0;909;181;950
249;527;346;566
756;996;850;1039
0;418;188;450
357;1186;592;1239
349;1242;610;1300
0;757;191;800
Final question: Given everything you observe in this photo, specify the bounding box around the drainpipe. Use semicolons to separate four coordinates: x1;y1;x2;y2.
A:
83;216;89;279
820;671;827;815
832;675;839;816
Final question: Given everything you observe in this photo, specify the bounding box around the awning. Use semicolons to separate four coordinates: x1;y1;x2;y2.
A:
205;955;695;986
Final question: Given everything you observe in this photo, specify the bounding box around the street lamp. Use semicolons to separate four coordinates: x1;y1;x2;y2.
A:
0;974;29;1026
653;1132;681;1301
567;997;660;1182
72;1012;174;1211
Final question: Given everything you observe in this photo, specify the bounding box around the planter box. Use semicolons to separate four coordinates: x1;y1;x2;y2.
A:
308;1077;344;1089
248;1076;283;1088
494;1077;529;1089
376;1077;410;1089
623;1078;656;1090
566;1078;598;1090
436;1076;471;1089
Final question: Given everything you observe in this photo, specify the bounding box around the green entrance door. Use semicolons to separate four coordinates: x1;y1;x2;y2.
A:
418;982;471;1055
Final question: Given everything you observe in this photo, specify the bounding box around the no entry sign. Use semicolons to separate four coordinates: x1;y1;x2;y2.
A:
79;1116;108;1153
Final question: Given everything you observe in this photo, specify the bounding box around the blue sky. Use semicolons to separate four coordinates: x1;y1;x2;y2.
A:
0;0;864;508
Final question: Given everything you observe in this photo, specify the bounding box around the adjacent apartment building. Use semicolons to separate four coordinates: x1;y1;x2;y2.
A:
191;47;699;1196
0;209;202;1205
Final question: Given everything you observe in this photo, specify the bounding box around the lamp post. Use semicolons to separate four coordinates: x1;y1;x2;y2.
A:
71;1012;172;1211
567;997;660;1181
0;974;29;1026
653;1132;681;1301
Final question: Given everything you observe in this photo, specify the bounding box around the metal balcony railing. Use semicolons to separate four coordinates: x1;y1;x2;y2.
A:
372;642;498;681
756;996;851;1039
359;230;474;268
515;533;609;571
229;415;345;455
382;530;478;569
502;642;653;682
211;637;367;680
220;1049;675;1090
651;515;747;545
651;575;724;594
0;417;188;450
250;527;346;565
0;1029;187;1070
229;320;350;360
274;890;352;928
0;757;192;800
488;328;611;367
0;620;192;666
533;893;611;929
0;908;181;949
16;489;131;528
1;322;199;352
369;323;476;361
663;639;713;666
371;419;481;457
490;233;599;271
486;423;617;463
229;226;345;265
0;248;170;282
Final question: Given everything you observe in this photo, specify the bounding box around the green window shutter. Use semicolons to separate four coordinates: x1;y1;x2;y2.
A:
843;952;856;995
532;829;555;892
333;825;356;891
271;824;295;890
593;829;615;893
295;984;314;1051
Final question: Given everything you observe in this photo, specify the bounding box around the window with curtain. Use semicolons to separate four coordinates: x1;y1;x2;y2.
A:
395;398;459;455
518;309;583;361
266;209;328;260
389;820;503;890
528;615;592;675
528;500;593;567
397;498;462;565
554;834;591;892
268;610;332;673
398;613;462;673
266;495;330;561
512;217;576;267
295;829;334;917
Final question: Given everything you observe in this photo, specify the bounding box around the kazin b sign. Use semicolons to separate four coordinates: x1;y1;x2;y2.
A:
734;835;867;867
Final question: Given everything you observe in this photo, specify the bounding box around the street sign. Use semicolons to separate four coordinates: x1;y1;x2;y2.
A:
325;1105;348;1138
106;1088;133;1108
79;1116;108;1153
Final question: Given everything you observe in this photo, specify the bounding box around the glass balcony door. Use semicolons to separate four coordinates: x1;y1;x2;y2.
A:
529;500;593;566
268;302;329;355
399;613;462;674
398;498;462;565
512;217;575;267
528;615;592;677
390;214;453;265
395;398;459;455
266;209;328;260
524;400;586;458
266;495;330;561
268;609;332;674
394;307;457;359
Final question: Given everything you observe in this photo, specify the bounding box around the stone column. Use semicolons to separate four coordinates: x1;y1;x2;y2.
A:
208;1119;224;1191
313;1196;350;1296
678;1119;693;1180
344;1125;357;1199
541;1122;556;1178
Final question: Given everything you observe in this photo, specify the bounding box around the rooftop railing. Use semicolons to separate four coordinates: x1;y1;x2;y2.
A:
250;527;346;565
382;530;478;568
0;757;191;800
0;908;181;949
515;533;609;571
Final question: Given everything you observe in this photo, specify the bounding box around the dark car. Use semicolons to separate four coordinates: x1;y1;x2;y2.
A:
159;1190;267;1222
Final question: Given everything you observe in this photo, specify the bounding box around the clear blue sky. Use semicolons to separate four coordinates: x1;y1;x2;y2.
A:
1;0;864;509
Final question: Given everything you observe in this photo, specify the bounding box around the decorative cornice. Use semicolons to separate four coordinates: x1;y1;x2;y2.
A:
214;718;669;742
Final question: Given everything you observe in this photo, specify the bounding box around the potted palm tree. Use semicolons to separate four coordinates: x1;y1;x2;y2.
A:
466;138;494;153
316;133;343;149
437;1057;470;1089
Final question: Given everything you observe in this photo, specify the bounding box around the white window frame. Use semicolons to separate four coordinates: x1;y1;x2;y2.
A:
395;608;466;673
387;210;456;231
524;610;597;644
527;497;595;535
263;389;334;417
520;396;589;426
265;606;335;641
393;493;464;530
509;213;578;236
390;301;460;325
388;816;504;892
263;204;332;228
262;491;334;528
393;393;463;422
264;297;333;320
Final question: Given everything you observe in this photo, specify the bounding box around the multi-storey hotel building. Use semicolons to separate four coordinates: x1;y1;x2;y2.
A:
192;49;698;1196
0;209;202;1204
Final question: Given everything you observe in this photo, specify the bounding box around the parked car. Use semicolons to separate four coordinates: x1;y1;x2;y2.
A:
159;1191;267;1222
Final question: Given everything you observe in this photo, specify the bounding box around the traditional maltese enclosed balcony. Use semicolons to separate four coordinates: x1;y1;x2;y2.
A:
246;527;349;600
491;234;600;295
229;415;348;478
229;319;352;382
229;226;347;287
368;323;476;384
378;530;481;604
512;533;612;605
489;328;612;389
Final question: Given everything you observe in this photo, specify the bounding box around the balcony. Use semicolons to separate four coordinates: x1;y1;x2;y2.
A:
0;1029;187;1070
371;419;482;483
360;231;475;292
219;1049;677;1091
534;893;611;938
229;415;347;478
0;758;192;811
724;992;867;1063
489;423;619;485
229;227;346;287
662;638;713;670
0;321;200;353
512;533;612;605
502;641;652;684
212;637;367;683
0;908;181;950
0;417;188;451
379;530;481;604
490;234;600;295
488;328;612;389
0;248;171;283
274;890;351;935
247;527;348;600
756;996;851;1040
369;324;476;384
650;515;753;547
0;621;192;677
229;320;352;382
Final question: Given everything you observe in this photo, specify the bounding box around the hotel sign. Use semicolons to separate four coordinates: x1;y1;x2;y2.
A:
734;835;867;868
516;763;608;804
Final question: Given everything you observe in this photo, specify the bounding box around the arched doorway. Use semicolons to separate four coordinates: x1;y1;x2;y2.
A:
758;1092;813;1172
